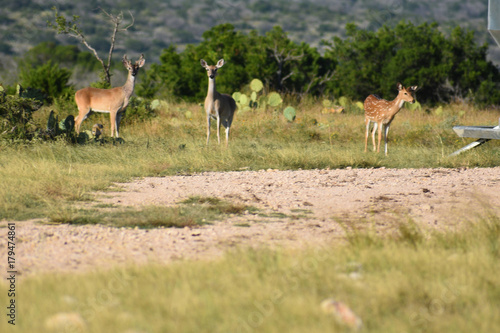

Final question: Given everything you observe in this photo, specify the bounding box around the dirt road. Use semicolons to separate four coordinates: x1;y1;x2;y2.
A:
2;167;499;276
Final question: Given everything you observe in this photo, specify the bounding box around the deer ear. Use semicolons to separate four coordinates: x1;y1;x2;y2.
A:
136;54;145;68
200;59;208;68
396;82;403;90
409;85;418;92
216;59;225;68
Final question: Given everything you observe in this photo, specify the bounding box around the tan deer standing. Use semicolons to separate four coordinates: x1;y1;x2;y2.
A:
200;59;237;146
364;82;418;155
74;54;145;138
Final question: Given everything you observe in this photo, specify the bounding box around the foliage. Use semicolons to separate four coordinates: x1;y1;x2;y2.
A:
138;21;500;106
18;60;73;103
47;6;135;86
0;87;43;141
17;41;101;73
323;21;500;105
122;97;157;123
138;24;332;101
39;110;75;141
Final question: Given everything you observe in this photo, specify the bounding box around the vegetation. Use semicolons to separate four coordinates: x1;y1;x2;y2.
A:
1;212;499;332
19;61;72;102
139;22;500;106
323;22;500;105
0;86;43;141
1;7;499;332
0;18;499;220
48;7;136;87
0;0;492;64
48;196;253;229
0;98;499;221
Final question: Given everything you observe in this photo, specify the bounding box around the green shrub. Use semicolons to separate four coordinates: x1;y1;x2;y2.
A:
123;97;157;123
0;90;42;141
19;61;72;102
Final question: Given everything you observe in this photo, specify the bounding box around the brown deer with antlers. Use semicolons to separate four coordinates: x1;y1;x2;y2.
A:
74;54;145;138
364;82;418;155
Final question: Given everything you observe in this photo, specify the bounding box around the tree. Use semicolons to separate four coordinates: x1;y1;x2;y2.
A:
323;21;500;105
138;24;333;101
19;61;72;102
48;7;134;87
139;22;500;106
17;41;101;73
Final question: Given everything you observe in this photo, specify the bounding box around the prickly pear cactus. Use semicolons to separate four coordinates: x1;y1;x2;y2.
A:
47;110;58;133
232;92;242;103
251;91;257;103
267;92;283;107
60;115;75;133
151;99;161;110
232;92;251;112
406;101;421;111
322;99;333;108
239;94;248;106
250;79;264;92
338;96;349;107
283;106;296;122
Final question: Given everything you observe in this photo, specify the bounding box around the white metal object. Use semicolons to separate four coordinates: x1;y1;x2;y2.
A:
450;120;500;156
489;0;500;47
450;1;500;156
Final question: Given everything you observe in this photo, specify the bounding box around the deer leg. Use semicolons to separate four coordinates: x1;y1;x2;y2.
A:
75;108;91;133
216;116;221;145
224;118;231;147
371;122;378;152
377;123;383;153
384;124;390;156
110;112;117;138
115;111;124;138
206;115;211;145
364;119;370;152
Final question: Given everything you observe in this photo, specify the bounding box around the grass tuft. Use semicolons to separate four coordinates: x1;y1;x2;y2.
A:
45;196;256;229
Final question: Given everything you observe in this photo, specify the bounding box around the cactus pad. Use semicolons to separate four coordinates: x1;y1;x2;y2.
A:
283;106;296;122
267;92;283;107
250;79;264;92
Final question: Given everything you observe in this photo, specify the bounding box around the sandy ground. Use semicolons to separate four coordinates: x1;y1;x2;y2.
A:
1;167;500;276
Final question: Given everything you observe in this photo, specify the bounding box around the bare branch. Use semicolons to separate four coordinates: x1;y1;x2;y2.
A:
121;11;135;31
81;39;106;70
281;71;295;85
318;70;335;86
49;6;135;86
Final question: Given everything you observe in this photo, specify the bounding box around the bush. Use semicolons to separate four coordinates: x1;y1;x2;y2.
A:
323;21;500;105
19;61;72;103
123;97;157;123
137;24;330;102
139;22;500;107
0;89;42;141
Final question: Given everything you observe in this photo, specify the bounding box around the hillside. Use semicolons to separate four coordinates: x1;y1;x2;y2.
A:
0;0;497;85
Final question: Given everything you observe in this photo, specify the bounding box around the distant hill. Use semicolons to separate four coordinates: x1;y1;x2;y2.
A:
1;0;498;85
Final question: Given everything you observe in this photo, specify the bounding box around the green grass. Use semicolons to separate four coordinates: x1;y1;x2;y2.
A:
1;101;499;220
45;196;256;228
1;213;498;333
